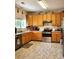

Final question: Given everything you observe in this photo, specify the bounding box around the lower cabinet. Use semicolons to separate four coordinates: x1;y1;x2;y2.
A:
22;32;32;45
32;32;42;41
52;32;61;42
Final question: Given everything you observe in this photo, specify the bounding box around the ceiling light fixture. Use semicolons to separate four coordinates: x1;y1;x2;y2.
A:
37;0;48;9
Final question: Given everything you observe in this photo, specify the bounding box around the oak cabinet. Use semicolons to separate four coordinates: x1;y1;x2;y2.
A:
27;12;62;27
55;13;61;26
52;13;61;26
51;13;56;26
27;15;33;26
43;13;52;21
43;14;47;21
46;13;52;21
52;32;61;42
22;32;31;44
60;12;64;20
32;32;42;41
37;14;43;26
32;15;38;26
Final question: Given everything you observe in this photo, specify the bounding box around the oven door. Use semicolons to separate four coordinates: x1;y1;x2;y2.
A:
42;32;52;37
42;32;52;42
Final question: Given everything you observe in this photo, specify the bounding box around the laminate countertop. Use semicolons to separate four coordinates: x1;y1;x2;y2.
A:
15;31;61;36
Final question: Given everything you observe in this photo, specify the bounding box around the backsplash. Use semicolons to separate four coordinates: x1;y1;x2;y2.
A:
16;28;27;32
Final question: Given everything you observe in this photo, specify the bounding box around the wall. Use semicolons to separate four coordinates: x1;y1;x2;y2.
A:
15;7;28;32
15;7;27;19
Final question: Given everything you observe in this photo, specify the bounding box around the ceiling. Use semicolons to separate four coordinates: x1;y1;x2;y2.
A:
15;0;64;12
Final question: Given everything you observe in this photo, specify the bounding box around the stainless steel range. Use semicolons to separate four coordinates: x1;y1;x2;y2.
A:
42;28;52;42
42;29;52;37
42;21;52;42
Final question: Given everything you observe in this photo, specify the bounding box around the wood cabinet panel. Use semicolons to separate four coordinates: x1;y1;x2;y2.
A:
27;12;62;27
32;32;42;41
52;13;56;26
52;33;56;42
52;32;61;42
22;32;31;44
56;34;61;42
32;15;38;26
27;15;33;26
43;14;47;21
55;13;61;26
60;12;64;20
37;14;43;26
46;13;52;21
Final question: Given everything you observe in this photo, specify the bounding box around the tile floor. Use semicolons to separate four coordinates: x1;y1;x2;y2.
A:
15;41;64;59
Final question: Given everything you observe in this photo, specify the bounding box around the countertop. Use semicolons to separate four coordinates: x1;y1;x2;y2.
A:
15;31;42;35
15;30;61;36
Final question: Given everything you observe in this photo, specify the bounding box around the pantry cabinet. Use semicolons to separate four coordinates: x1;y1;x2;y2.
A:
32;32;42;41
27;15;33;26
52;32;61;42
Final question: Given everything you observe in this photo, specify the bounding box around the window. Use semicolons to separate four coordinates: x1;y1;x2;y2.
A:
15;18;26;28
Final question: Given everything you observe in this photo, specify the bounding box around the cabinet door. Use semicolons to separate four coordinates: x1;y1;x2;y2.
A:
33;15;37;26
60;12;64;21
22;33;27;44
52;14;56;26
52;33;57;42
27;15;33;26
32;32;42;41
37;14;43;26
22;33;31;44
56;32;61;42
46;13;52;21
43;14;47;21
56;13;61;26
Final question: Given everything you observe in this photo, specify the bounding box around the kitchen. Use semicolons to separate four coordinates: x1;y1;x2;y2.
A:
15;0;64;59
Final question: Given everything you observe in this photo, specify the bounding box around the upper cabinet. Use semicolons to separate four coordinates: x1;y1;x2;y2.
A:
27;12;63;27
52;13;56;26
43;12;52;21
32;15;38;26
46;12;52;21
55;13;61;26
27;15;33;26
60;12;64;20
37;14;43;26
43;14;47;21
